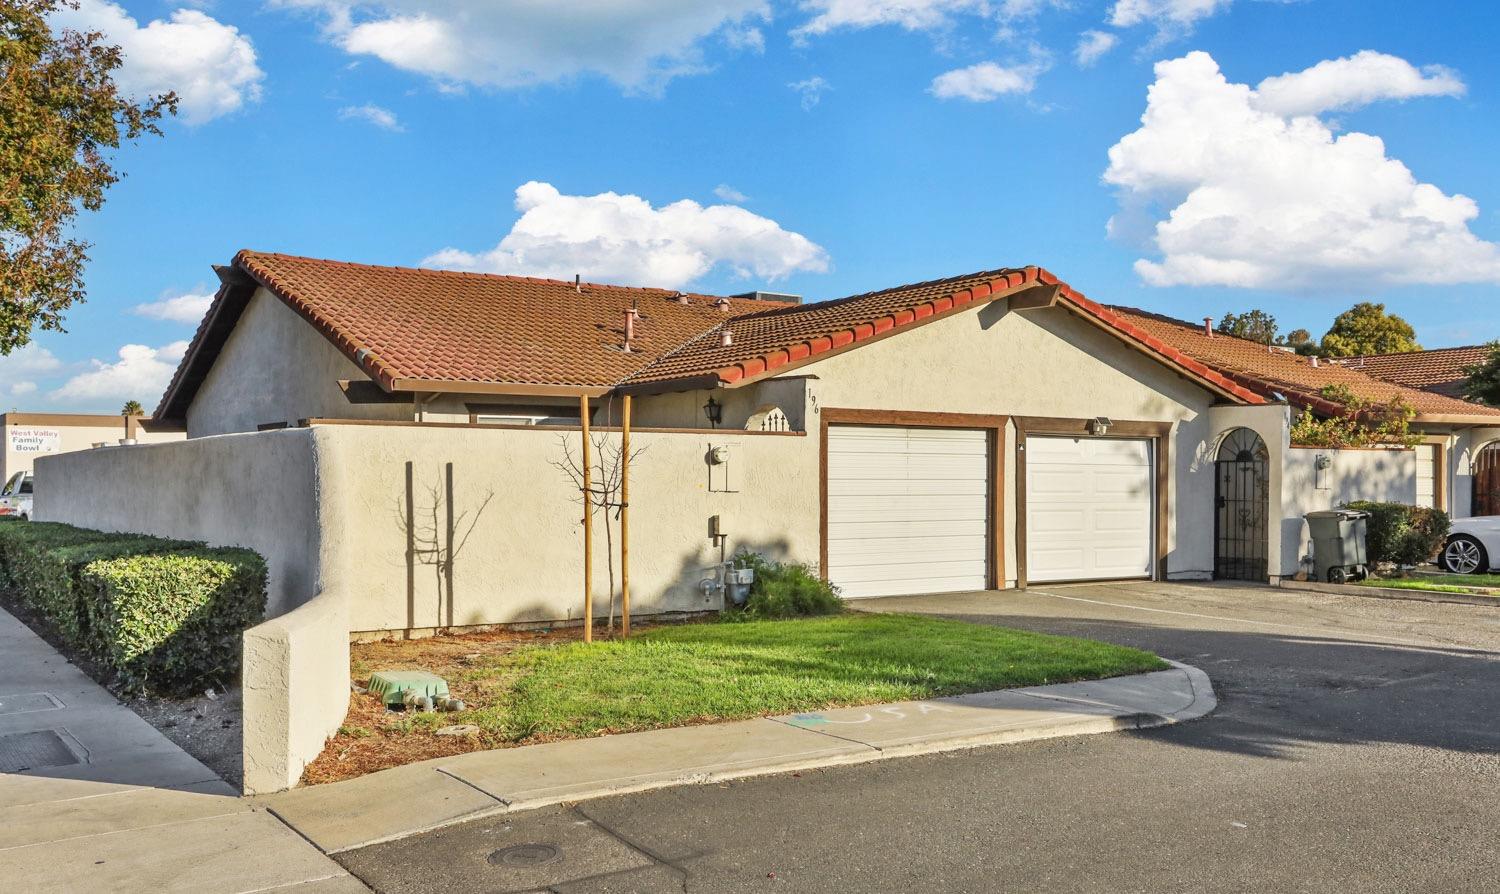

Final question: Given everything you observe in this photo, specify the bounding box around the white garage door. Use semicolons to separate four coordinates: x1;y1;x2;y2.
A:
1415;444;1437;509
1026;436;1154;583
826;425;989;599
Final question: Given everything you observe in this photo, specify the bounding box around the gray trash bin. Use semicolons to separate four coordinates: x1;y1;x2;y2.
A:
1305;509;1370;584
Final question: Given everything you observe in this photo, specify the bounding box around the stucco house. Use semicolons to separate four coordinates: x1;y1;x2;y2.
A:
35;249;1500;791
40;248;1500;618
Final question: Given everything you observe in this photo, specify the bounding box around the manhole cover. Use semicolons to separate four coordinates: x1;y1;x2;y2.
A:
488;844;562;868
0;693;64;716
0;729;83;773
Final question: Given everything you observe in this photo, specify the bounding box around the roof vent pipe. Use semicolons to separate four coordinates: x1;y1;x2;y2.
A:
1311;355;1320;367
714;297;731;312
720;328;734;347
575;274;581;294
623;308;636;352
1203;317;1214;338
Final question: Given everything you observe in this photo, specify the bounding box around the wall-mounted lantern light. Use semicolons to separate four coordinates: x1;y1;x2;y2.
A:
703;395;723;428
1088;416;1113;436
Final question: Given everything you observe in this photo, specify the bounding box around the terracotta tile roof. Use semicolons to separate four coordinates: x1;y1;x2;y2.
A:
1338;346;1490;399
235;251;777;390
1105;307;1500;420
156;251;1272;420
624;267;1266;404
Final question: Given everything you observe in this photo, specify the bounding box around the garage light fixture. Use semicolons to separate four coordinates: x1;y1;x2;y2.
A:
703;395;723;428
1088;416;1113;436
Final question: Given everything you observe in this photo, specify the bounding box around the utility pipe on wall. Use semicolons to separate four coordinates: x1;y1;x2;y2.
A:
580;394;594;643
621;394;632;637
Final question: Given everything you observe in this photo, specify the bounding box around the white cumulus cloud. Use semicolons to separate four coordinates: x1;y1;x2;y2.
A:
788;75;832;109
51;0;263;124
1103;50;1500;290
0;344;64;377
277;1;768;91
132;290;215;324
1253;50;1465;118
8;382;38;398
1074;30;1119;66
930;59;1046;101
51;342;190;403
423;181;830;289
714;184;750;203
793;0;989;38
1108;0;1231;29
339;103;404;131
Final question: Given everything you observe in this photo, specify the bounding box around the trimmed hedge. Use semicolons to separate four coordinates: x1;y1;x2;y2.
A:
1344;501;1451;567
83;549;267;693
0;522;267;694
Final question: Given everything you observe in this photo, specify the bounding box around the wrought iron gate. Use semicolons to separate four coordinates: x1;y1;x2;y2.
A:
1214;428;1270;582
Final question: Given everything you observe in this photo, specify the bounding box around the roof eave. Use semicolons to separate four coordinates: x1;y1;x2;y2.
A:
389;378;611;399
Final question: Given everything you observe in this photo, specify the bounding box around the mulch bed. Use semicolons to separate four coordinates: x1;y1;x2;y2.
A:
302;622;657;786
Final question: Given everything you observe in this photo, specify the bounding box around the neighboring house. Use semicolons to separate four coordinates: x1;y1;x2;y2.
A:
1;412;184;484
1339;345;1490;400
32;251;1500;632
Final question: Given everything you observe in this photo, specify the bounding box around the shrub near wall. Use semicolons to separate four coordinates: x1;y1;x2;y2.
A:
0;521;267;695
1344;501;1451;566
83;549;267;693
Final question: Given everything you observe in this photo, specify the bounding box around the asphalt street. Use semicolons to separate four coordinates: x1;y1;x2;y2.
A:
337;581;1500;893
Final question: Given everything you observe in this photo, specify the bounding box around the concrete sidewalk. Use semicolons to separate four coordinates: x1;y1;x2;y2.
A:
262;661;1215;855
0;606;366;894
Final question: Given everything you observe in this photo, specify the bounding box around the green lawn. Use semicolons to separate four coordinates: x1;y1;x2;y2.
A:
1359;575;1500;595
389;613;1168;743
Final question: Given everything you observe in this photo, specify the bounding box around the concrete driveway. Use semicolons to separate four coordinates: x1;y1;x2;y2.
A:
338;581;1500;893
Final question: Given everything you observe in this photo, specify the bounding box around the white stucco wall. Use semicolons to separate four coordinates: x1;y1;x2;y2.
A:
313;423;816;633
32;429;322;616
187;288;411;437
1280;446;1417;577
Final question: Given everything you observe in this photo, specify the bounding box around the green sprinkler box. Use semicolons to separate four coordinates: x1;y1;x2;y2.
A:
367;670;450;709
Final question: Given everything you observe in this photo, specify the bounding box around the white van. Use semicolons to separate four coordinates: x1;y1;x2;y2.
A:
0;471;34;521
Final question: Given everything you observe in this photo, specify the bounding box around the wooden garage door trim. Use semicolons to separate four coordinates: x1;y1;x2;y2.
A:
1014;416;1172;589
820;409;1009;590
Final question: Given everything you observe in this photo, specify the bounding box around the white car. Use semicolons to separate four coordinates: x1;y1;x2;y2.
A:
0;471;33;521
1439;516;1500;574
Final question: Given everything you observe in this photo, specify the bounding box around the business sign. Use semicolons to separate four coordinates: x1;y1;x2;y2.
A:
9;427;61;455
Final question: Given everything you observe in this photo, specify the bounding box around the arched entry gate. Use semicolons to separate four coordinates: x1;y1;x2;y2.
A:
1473;442;1500;516
1215;428;1270;582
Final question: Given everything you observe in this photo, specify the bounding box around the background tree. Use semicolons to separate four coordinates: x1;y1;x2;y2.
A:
1319;302;1421;357
1217;309;1279;344
1462;341;1500;406
1;1;176;354
1279;328;1322;356
120;399;143;416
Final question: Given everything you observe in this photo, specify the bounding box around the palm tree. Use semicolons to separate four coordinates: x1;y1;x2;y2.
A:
120;400;143;416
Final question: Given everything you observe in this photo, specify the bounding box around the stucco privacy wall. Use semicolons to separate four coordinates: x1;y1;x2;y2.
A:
783;302;1220;583
313;423;817;633
1281;446;1417;577
187;287;410;438
32;429;321;616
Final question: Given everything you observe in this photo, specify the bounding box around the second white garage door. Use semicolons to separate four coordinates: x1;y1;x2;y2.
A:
826;425;990;599
1025;436;1154;583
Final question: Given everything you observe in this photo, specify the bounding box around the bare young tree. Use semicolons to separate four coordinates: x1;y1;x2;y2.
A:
551;432;646;633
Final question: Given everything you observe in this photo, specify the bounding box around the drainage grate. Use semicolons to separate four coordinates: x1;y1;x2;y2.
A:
0;692;64;716
488;844;562;868
0;729;83;773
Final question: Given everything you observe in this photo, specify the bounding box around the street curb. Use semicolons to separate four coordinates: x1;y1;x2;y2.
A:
265;663;1216;854
1279;579;1500;608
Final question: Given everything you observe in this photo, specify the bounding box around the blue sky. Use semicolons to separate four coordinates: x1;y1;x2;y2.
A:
6;0;1500;412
